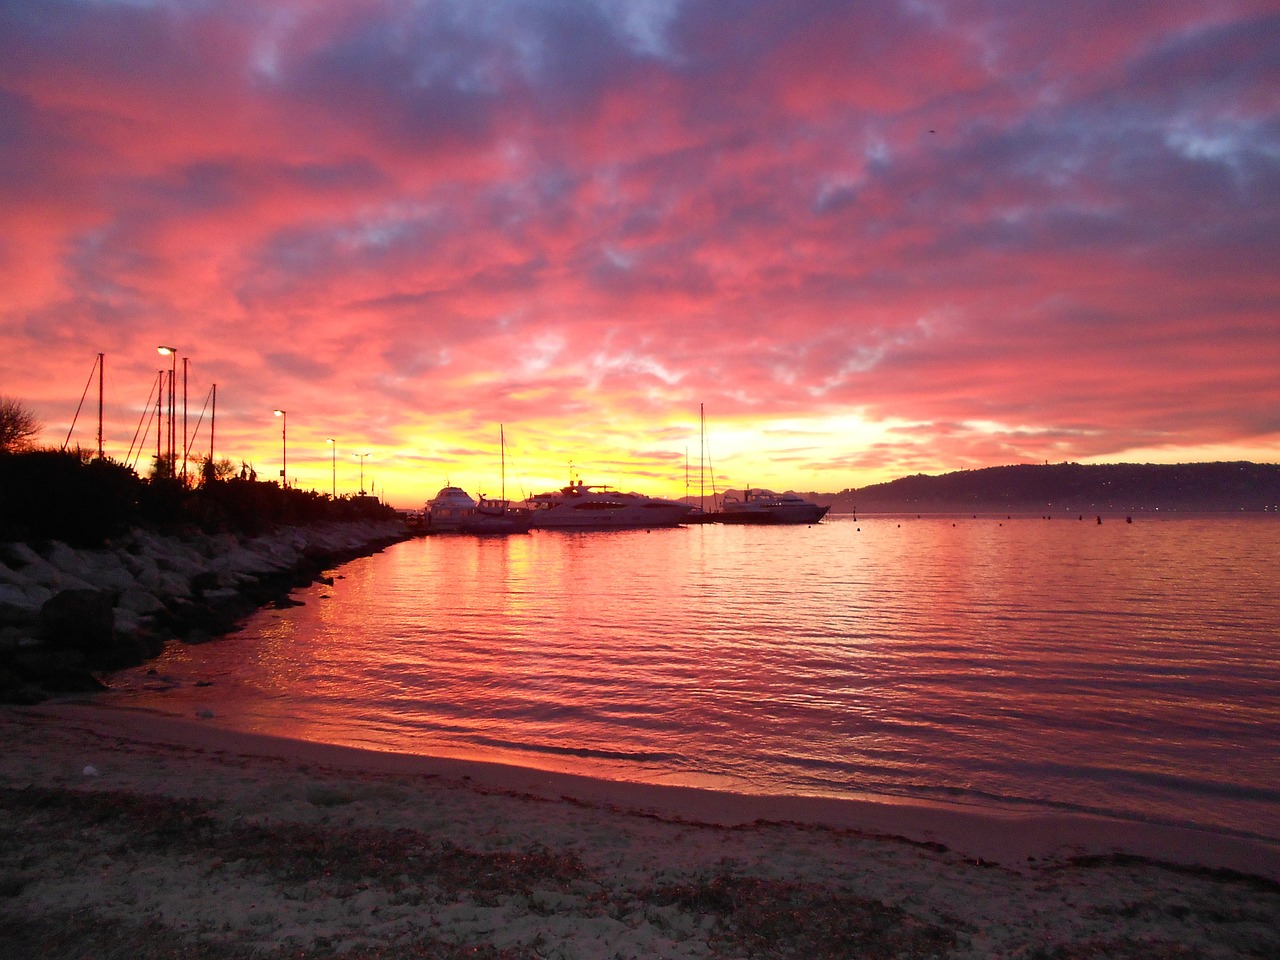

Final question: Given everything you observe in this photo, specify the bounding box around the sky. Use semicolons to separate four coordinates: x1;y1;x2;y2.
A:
2;0;1278;507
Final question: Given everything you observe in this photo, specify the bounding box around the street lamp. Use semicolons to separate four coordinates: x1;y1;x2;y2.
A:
273;409;287;488
157;346;177;477
326;438;336;498
356;452;370;496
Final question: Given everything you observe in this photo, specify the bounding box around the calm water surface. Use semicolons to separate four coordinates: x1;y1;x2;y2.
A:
109;515;1280;844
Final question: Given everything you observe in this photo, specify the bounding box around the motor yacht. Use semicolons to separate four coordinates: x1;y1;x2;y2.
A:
463;496;533;535
425;486;478;531
716;489;830;525
526;480;694;529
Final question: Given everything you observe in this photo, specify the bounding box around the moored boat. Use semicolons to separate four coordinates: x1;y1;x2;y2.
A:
715;488;830;525
526;480;694;529
462;496;533;535
679;505;719;524
424;487;533;534
425;486;478;531
425;426;534;535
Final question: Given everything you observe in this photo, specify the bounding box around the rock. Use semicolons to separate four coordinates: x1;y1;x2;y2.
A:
0;665;49;704
112;608;142;636
116;588;165;616
0;583;38;625
5;647;106;694
199;587;242;602
190;570;220;596
39;589;116;660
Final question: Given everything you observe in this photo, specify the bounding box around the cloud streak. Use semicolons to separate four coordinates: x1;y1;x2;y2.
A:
2;0;1277;502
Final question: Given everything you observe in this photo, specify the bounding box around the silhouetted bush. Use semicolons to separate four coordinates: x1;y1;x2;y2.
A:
0;451;144;545
0;449;398;546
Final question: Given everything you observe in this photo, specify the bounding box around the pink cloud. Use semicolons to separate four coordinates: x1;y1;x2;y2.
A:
1;1;1277;502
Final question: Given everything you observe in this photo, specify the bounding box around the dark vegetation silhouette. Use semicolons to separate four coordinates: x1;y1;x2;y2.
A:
0;447;396;547
0;396;42;453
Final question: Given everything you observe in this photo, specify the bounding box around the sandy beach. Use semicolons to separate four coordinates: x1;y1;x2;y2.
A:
2;702;1277;959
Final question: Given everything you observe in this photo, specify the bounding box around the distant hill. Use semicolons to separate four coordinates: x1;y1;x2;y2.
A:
800;462;1280;514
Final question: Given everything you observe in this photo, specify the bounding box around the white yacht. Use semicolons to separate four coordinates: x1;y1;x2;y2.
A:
716;489;830;525
425;486;477;531
424;486;533;534
463;496;533;535
526;480;694;529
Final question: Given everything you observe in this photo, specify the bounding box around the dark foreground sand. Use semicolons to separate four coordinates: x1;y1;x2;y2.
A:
2;703;1278;959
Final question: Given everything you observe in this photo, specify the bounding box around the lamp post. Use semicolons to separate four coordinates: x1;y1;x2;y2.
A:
273;409;287;488
327;438;336;498
157;346;177;477
356;452;370;496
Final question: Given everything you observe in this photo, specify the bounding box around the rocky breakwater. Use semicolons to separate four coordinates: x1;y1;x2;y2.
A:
0;520;406;704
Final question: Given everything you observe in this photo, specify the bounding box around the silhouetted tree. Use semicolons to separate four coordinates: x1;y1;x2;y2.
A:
0;396;41;452
148;453;177;480
192;455;237;486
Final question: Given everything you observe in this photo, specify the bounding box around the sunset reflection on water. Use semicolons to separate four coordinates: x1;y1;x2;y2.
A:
111;515;1280;843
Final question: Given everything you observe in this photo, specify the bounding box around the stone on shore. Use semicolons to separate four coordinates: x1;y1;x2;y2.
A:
39;588;115;656
0;519;406;703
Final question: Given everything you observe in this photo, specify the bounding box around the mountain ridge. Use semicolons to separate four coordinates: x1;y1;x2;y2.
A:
790;461;1280;513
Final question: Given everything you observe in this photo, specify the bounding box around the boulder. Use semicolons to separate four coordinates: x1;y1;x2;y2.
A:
39;588;116;659
73;554;141;593
0;666;50;704
117;588;166;616
0;583;39;625
5;647;106;696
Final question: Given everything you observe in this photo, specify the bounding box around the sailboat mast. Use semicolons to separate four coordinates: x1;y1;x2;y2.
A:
210;383;217;463
96;352;104;460
500;424;506;502
699;403;705;512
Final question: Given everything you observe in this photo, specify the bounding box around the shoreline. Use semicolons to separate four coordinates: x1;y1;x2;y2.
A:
4;701;1278;959
36;699;1280;883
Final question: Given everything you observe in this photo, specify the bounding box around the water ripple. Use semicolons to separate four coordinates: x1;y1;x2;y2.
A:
109;515;1280;843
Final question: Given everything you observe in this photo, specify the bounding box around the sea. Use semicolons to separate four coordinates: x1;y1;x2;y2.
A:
106;513;1280;847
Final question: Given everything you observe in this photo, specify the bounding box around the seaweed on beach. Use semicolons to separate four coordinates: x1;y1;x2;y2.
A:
228;822;588;899
0;785;222;846
1024;940;1205;959
0;914;536;960
0;784;588;901
0;915;256;960
1067;853;1280;894
644;872;957;959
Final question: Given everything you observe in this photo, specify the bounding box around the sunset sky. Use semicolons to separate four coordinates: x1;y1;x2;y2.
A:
2;0;1277;507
